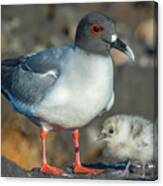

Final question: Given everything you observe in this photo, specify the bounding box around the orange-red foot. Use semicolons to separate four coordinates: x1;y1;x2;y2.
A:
41;163;64;175
74;164;104;174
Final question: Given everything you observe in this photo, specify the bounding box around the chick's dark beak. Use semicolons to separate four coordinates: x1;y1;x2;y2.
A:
111;38;135;61
96;132;107;141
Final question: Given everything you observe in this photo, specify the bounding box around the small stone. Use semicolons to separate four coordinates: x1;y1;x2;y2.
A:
135;19;154;49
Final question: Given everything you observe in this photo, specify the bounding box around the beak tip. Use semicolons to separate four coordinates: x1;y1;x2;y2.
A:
95;132;107;141
126;46;135;62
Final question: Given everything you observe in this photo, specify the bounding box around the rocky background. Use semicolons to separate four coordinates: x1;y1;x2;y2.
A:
1;2;158;180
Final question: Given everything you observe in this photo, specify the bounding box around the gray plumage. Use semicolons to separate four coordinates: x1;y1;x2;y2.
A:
2;45;71;106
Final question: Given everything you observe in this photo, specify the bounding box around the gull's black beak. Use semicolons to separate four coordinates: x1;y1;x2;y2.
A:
111;38;135;61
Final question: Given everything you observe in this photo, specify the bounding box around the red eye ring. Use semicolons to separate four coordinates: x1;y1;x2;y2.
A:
89;24;104;36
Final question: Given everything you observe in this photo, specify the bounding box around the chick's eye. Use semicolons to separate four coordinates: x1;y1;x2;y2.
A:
90;24;104;35
109;128;114;134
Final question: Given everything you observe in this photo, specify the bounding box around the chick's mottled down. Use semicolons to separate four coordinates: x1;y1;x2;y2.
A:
98;115;153;163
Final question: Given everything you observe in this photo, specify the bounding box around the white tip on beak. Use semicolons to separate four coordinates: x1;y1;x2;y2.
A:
125;46;135;62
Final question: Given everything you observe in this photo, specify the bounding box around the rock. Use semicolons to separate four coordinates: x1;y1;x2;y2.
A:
1;156;157;180
135;19;154;49
1;118;41;170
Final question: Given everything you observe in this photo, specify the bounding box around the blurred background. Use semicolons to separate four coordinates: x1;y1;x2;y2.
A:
1;2;157;171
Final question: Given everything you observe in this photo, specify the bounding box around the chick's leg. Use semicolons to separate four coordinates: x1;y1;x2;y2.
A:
111;160;131;177
40;128;64;175
141;162;146;178
73;128;103;174
121;160;131;176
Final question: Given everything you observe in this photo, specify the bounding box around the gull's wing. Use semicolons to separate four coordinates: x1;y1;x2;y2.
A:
1;45;73;109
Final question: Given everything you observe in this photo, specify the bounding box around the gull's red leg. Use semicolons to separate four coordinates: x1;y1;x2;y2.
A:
73;128;103;174
40;128;64;175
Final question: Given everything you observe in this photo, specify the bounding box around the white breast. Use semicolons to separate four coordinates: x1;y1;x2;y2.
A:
36;48;114;129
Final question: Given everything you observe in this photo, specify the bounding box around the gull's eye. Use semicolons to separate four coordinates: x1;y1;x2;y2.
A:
108;128;114;134
89;23;104;36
